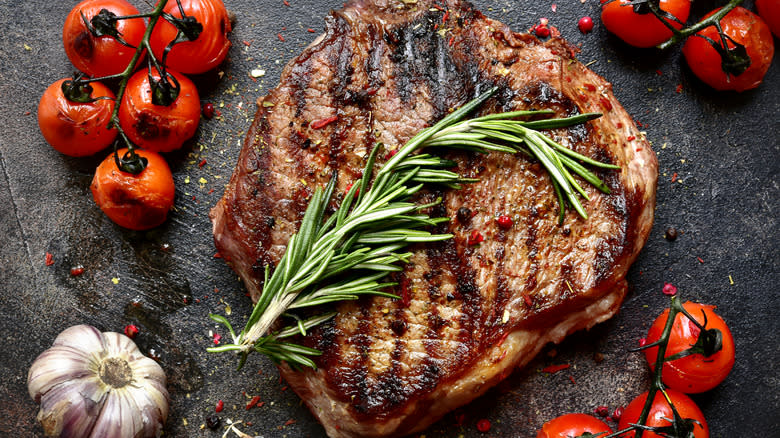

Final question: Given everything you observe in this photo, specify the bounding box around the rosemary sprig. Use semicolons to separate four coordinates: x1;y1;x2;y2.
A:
209;87;620;368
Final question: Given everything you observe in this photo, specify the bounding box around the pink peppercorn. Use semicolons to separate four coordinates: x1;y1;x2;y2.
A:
476;418;491;432
202;102;215;119
662;283;678;296
123;324;139;339
578;16;594;34
496;215;513;229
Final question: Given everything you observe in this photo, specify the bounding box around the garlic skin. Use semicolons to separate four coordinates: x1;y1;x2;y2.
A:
28;325;169;438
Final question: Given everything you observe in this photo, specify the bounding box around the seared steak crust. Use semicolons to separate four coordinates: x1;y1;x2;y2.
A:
211;0;657;436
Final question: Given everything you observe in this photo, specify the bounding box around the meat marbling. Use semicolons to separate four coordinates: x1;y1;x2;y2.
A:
211;0;658;436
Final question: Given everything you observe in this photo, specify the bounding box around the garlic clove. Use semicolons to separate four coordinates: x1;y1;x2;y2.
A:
28;345;97;403
51;325;107;357
87;386;138;438
37;375;107;437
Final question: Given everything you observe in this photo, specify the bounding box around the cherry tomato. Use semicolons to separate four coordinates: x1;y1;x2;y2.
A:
682;7;775;92
537;413;612;438
149;0;232;74
756;0;780;37
600;0;691;48
38;78;117;157
63;0;146;77
91;148;175;230
118;69;201;152
643;302;735;393
618;390;708;438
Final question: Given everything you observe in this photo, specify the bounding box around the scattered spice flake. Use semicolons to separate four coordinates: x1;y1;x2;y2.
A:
697;257;704;264
676;83;684;94
542;363;570;373
213;252;222;258
627;135;636;141
70;265;85;276
662;283;678;296
246;395;262;410
310;116;338;129
728;275;734;285
522;293;533;307
198;177;208;185
594;406;609;417
215;400;224;413
467;230;484;245
307;28;315;32
284;419;296;426
124;324;139;339
277;33;285;42
551;4;557;12
638;337;648;347
671;172;678;183
212;332;222;345
476;418;491;433
283;0;289;5
45;252;54;266
568;375;576;384
250;69;266;78
111;277;120;285
199;159;207;167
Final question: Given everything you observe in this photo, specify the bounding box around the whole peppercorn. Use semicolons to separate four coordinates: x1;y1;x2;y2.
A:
202;102;215;119
205;414;221;430
578;16;594;34
496;214;513;229
457;207;472;224
664;227;678;241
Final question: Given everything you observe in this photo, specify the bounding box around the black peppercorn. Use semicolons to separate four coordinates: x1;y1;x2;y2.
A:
664;227;678;241
206;414;221;430
456;207;472;224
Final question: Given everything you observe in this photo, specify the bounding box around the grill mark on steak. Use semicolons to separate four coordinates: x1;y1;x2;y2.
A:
210;1;658;436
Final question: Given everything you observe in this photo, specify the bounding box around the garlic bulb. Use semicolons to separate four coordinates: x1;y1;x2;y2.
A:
27;324;169;438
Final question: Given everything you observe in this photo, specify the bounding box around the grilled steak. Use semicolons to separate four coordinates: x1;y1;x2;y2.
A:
211;0;657;436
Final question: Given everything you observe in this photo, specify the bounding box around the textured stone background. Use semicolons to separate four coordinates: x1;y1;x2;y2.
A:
0;0;777;436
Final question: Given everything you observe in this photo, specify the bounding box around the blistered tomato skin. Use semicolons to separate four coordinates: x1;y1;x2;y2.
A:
682;7;775;92
600;0;691;48
91;148;175;230
643;302;735;393
118;69;201;152
38;79;117;157
618;390;708;438
150;0;232;74
536;413;612;438
63;0;146;77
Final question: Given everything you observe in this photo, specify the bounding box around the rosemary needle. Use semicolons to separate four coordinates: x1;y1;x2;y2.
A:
209;86;620;368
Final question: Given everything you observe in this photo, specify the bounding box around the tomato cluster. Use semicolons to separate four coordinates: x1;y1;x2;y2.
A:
37;0;232;230
599;1;775;92
537;299;734;438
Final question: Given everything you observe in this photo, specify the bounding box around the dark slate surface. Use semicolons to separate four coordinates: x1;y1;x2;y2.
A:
0;1;777;437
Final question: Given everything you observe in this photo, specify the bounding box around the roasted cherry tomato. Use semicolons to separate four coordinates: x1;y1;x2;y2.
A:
618;390;708;438
38;78;117;157
643;302;735;393
91;148;175;230
682;7;775;92
118;68;201;152
149;0;232;74
63;0;146;77
600;0;691;48
537;413;612;438
756;0;780;37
